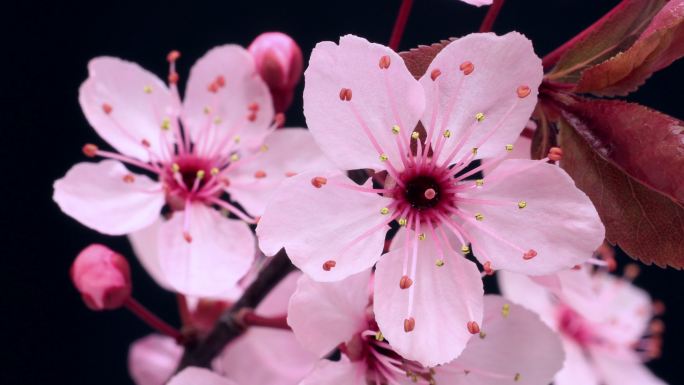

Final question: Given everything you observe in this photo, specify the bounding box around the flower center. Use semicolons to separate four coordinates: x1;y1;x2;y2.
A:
404;175;441;210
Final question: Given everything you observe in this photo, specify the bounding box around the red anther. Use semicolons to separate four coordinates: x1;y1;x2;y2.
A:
248;102;260;112
404;317;416;332
517;85;531;98
167;50;181;63
467;321;480;334
219;177;231;187
339;88;352;101
183;232;193;243
399;275;413;289
523;249;538;260
311;176;328;188
123;174;135;183
572;264;582;270
624;263;641;280
215;75;226;88
459;61;474;75
379;55;391;69
102;103;113;114
247;112;258;122
483;261;494;275
82;144;99;157
548;147;563;161
168;72;179;84
254;170;267;179
285;171;297;177
141;139;151;148
424;188;436;200
322;260;336;271
274;112;286;128
653;300;666;316
605;255;617;272
208;82;220;93
650;319;666;335
430;68;442;81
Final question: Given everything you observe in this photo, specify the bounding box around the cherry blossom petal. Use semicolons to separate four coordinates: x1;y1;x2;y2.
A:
590;348;666;385
554;338;600;385
459;159;604;275
420;33;542;164
128;219;173;290
167;367;237;385
288;271;371;357
128;334;182;385
226;128;335;216
183;45;274;155
79;57;177;162
374;231;484;367
497;271;556;327
158;204;255;296
256;271;301;316
53;160;163;235
436;295;564;385
299;358;365;385
304;34;425;171
461;0;494;6
257;170;392;281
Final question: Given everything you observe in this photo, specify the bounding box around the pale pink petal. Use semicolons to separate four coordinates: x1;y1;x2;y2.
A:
80;57;177;162
374;230;484;367
256;170;392;281
226;128;335;216
288;270;371;357
497;271;556;327
303;34;425;171
554;338;600;385
53;160;163;235
128;334;182;385
436;295;564;385
420;33;542;164
158;203;255;296
507;134;533;160
215;328;318;385
590;348;666;385
459;159;605;275
128;218;173;290
460;0;494;6
256;271;302;316
167;367;237;385
183;45;274;155
299;358;365;385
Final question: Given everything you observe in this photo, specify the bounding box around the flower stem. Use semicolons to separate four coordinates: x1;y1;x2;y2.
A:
241;311;290;330
124;298;183;342
389;0;415;51
479;0;506;33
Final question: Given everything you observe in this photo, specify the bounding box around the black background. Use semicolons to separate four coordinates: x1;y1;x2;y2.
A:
2;0;683;384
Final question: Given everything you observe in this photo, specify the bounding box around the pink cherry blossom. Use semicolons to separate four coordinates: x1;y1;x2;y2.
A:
288;271;565;385
461;0;494;7
167;368;238;385
53;46;331;296
70;244;131;310
257;33;605;365
499;268;666;385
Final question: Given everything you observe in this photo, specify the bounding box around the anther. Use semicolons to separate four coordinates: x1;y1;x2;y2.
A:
379;55;391;69
483;261;493;275
210;167;220;176
505;144;514;152
183;232;193;243
144;85;153;94
474;213;484;221
230;154;240;162
141;139;151;148
285;171;297;177
475;179;484;187
418;233;426;241
166;50;181;63
548;147;563;161
196;170;206;180
467;321;480;334
472;147;478;155
461;245;470;254
375;331;385;341
247;112;257;122
339;88;352;101
213;117;222;125
215;76;226;88
411;131;420;140
391;125;401;134
459;61;474;75
168;72;179;84
399;275;413;289
379;153;388;162
203;106;212;115
424;188;436;200
208;83;219;93
161;118;171;130
518;200;527;209
248;102;259;112
514;373;522;382
443;129;451;138
311;176;327;188
523;249;538;260
502;303;511;318
404;317;416;332
254;170;267;179
233;135;241;144
380;207;390;215
624;263;641;280
123;174;135;183
82;144;98;157
435;259;445;267
102;103;113;114
322;260;336;271
430;68;442;81
172;163;180;173
479;331;487;339
398;218;408;226
220;177;231;187
475;112;485;122
517;85;531;98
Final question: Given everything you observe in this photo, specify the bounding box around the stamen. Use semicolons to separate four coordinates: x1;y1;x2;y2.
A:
548;147;563;161
254;170;267;179
474;213;484;221
502;303;511;317
430;68;441;81
339;88;353;101
166;50;181;62
183;232;192;243
123;174;135;183
399;275;413;289
411;131;420;140
517;200;527;209
380;207;390;215
483;261;494;275
459;61;474;75
322;260;336;271
505;144;514;152
102;103;113;114
461;245;470;254
522;249;538;260
475;112;485;122
82;144;98;157
404;317;416;332
379;55;391;69
144;85;153;94
517;85;531;98
467;321;480;334
311;176;327;188
391;125;401;134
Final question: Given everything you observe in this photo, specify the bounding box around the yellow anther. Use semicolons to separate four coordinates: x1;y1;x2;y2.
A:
392;125;401;134
475;213;484;221
210;167;220;176
518;200;527;209
196;170;206;179
461;245;470;254
475;112;485;122
479;331;487;339
443;129;452;138
411;131;420;140
144;85;153;94
379;153;389;161
230;154;240;162
502;303;511;318
380;207;390;215
505;144;514;152
171;163;180;173
514;373;521;382
418;233;426;241
233;135;241;144
260;144;269;152
398;218;408;226
161;118;171;130
475;179;484;187
203;106;212;115
213;117;222;125
435;259;445;267
375;331;384;341
472;147;478;155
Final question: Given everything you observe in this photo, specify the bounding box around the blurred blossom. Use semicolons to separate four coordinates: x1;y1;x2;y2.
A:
167;368;237;385
70;244;131;311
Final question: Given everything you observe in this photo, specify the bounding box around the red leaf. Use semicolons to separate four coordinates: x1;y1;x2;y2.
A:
558;118;684;268
575;0;684;96
546;0;666;83
399;39;454;79
555;96;684;206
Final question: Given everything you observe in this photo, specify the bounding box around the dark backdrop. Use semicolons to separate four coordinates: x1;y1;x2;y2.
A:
2;1;682;384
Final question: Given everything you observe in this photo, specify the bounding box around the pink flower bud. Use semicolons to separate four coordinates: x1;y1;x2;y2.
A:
70;244;132;311
248;32;303;113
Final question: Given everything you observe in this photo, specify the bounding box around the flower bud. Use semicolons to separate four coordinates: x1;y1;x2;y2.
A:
70;244;132;311
248;32;303;113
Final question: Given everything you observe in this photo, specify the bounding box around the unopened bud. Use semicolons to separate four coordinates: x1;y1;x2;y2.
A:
70;244;131;311
248;32;303;113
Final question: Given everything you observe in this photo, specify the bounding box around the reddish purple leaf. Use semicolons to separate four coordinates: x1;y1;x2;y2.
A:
576;0;684;96
399;39;454;79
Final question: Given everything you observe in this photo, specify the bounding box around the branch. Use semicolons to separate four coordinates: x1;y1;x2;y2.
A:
479;0;506;33
176;249;295;370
